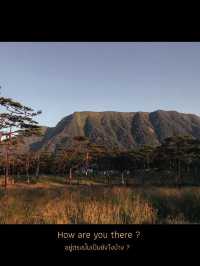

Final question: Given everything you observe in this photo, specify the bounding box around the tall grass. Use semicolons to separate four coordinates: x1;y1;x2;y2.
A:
0;184;200;224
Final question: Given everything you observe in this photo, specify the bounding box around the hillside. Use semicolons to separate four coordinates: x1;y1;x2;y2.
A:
26;110;200;152
2;110;199;153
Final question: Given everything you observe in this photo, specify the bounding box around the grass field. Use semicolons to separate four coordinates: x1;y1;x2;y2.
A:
1;176;200;224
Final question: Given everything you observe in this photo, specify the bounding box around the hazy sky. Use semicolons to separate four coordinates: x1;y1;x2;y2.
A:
0;42;200;127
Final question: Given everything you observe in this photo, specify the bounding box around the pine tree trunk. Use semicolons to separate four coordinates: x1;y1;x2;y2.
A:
77;170;80;185
177;159;181;187
11;162;15;184
108;174;110;185
4;147;9;189
35;161;40;179
121;172;125;185
26;161;30;184
69;168;72;184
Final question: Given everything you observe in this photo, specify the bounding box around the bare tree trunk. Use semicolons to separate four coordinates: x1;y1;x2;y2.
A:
108;174;110;185
26;159;30;184
121;172;125;185
4;130;13;188
176;159;181;187
147;155;150;169
35;160;40;179
77;170;80;185
11;162;15;184
4;146;9;189
69;167;72;184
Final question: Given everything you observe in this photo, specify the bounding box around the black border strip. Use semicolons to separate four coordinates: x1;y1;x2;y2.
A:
0;224;199;260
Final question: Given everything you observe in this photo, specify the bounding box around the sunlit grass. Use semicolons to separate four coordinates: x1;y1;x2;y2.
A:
0;178;200;224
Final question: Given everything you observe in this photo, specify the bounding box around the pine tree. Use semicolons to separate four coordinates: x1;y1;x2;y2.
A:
0;89;42;188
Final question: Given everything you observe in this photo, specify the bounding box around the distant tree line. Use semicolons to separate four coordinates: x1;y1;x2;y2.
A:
1;133;200;186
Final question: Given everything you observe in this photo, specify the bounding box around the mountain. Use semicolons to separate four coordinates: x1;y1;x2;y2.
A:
26;110;200;153
12;126;50;153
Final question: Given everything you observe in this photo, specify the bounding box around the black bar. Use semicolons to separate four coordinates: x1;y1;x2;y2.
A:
0;224;199;260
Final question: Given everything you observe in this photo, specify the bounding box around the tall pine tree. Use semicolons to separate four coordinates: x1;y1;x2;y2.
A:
0;89;42;188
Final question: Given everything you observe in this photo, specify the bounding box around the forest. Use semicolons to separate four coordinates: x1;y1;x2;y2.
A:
1;90;200;189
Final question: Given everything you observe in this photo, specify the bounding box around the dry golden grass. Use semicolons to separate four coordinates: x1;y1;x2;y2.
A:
0;181;200;224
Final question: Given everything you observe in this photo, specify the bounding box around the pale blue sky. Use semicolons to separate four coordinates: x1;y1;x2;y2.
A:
0;42;200;127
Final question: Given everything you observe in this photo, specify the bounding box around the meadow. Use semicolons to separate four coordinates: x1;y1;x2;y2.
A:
0;175;200;224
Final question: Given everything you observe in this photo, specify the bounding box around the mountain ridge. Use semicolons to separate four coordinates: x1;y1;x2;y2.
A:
24;110;200;153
